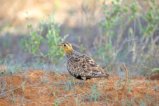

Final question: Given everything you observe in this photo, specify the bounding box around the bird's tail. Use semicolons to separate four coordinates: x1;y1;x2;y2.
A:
91;72;109;79
100;73;109;78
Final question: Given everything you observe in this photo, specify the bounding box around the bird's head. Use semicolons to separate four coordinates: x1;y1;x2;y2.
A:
59;42;74;55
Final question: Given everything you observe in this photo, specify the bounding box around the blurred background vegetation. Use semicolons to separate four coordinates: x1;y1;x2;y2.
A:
0;0;159;76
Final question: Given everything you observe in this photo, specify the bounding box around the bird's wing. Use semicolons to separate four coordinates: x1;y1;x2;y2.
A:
78;55;109;78
67;54;81;76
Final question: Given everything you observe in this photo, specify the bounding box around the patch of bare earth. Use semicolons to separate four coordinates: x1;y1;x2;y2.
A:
0;70;158;106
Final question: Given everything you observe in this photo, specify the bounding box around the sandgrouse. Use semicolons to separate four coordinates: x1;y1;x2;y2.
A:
59;42;109;80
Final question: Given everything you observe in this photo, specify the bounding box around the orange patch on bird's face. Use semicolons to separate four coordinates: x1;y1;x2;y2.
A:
60;43;73;55
63;45;73;54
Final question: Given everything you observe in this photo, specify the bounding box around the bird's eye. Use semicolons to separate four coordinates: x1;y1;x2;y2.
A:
64;44;66;47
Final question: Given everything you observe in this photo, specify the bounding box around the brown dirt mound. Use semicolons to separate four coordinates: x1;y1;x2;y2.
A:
0;70;158;106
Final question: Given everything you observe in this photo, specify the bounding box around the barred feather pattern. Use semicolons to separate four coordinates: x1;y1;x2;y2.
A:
66;50;109;80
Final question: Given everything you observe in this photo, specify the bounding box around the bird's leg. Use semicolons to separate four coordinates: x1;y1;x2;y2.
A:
78;77;86;85
81;77;87;81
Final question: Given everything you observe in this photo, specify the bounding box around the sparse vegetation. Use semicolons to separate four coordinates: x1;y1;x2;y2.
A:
0;0;159;106
90;84;100;102
97;0;159;75
21;15;64;64
0;70;158;106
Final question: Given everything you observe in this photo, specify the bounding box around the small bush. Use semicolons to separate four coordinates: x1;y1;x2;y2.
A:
97;0;159;74
21;15;64;64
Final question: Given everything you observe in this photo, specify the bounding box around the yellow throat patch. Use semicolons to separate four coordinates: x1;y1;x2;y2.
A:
59;43;73;55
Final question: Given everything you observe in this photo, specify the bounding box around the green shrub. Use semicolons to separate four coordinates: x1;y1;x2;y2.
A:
21;15;64;64
98;0;159;74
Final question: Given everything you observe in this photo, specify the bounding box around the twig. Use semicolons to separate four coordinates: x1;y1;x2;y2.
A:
121;63;129;90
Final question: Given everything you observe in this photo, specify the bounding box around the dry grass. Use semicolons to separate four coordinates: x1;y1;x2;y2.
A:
0;69;158;106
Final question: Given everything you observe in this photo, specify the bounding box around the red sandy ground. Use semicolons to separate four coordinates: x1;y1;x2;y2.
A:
0;70;158;106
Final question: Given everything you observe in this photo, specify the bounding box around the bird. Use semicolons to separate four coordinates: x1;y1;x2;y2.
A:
59;42;109;80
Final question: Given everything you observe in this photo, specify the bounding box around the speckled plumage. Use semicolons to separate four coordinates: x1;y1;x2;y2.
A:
60;42;109;80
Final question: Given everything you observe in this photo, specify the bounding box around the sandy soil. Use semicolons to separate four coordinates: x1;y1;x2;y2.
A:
0;70;158;106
